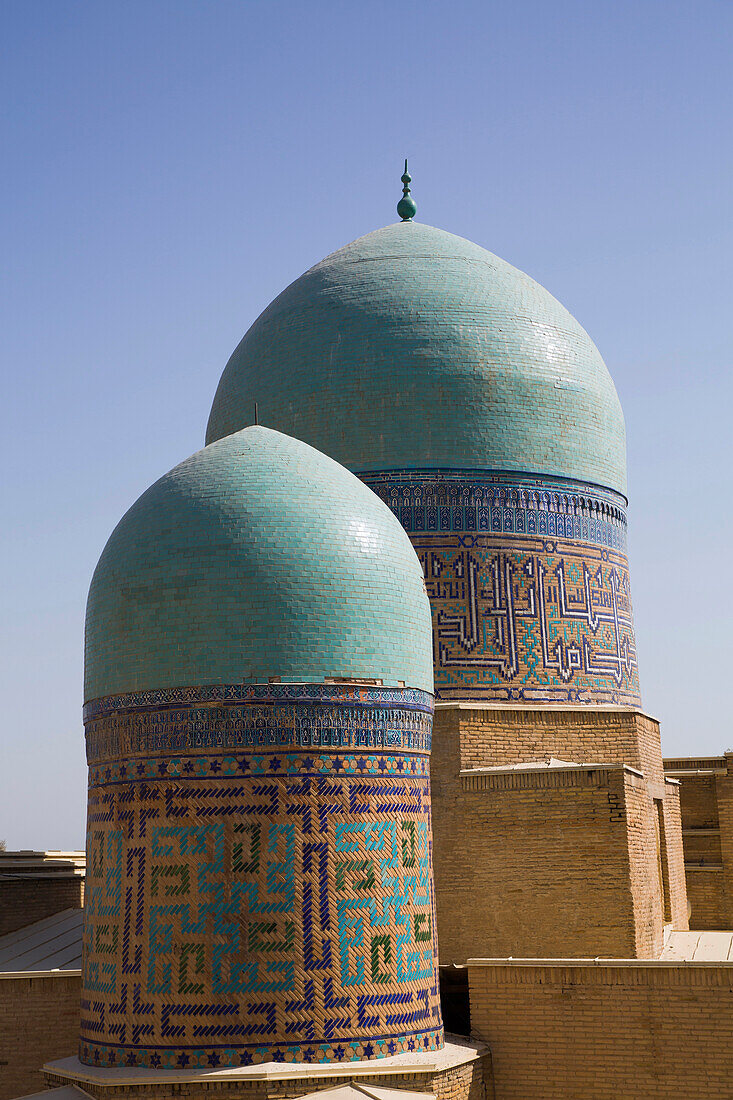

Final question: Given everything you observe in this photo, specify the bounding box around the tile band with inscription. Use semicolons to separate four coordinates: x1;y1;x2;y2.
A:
361;471;640;706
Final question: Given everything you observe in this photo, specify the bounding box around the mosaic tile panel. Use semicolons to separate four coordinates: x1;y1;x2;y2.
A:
361;472;640;705
80;686;443;1068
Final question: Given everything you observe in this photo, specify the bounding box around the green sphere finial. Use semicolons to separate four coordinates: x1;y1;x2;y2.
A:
397;158;417;222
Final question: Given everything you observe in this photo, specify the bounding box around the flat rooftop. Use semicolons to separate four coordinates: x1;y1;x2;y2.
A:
0;850;85;879
0;908;82;974
660;930;733;962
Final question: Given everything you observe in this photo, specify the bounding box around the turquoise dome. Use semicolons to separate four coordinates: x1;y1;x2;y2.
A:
206;222;627;495
85;426;433;701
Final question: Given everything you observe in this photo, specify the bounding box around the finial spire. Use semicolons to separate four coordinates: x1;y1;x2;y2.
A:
397;158;417;222
254;401;259;426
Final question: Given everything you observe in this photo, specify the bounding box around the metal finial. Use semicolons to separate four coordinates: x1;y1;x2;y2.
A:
254;401;259;426
397;158;417;222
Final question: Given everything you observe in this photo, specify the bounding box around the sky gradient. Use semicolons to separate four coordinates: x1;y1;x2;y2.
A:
3;0;732;849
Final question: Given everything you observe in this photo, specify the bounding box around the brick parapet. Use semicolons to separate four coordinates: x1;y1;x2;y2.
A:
431;706;686;962
437;704;666;790
0;876;84;937
468;958;733;986
468;960;733;1099
0;973;80;1100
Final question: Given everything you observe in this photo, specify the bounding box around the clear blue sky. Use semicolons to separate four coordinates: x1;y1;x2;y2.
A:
2;0;732;849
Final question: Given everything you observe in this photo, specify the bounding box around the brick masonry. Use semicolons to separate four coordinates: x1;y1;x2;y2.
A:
469;960;733;1100
0;973;80;1100
665;752;733;928
0;876;83;937
431;705;687;962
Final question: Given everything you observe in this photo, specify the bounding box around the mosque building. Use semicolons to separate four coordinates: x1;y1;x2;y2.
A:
4;167;733;1100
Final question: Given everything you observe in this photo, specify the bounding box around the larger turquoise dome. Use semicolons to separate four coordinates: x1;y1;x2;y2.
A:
85;426;433;701
206;222;627;495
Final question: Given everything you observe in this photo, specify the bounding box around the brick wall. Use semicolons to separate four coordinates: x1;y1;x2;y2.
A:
662;757;733;929
624;777;664;956
715;765;733;932
0;877;84;936
468;960;733;1100
0;973;80;1100
446;704;665;784
431;706;687;963
660;779;688;930
677;773;719;828
685;869;725;928
441;764;648;959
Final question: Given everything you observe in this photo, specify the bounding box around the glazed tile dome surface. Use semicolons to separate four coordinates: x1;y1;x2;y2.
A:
206;221;627;495
84;426;433;701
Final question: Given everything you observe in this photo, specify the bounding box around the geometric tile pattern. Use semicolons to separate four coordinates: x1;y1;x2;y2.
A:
80;687;443;1068
362;472;640;705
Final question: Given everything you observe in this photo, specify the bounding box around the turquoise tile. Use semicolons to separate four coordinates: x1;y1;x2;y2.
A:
206;221;626;495
85;427;433;700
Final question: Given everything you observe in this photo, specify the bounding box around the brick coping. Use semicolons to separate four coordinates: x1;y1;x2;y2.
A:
0;872;84;880
0;970;80;980
459;762;644;777
467;957;733;968
434;702;657;719
44;1041;485;1088
459;763;679;789
664;767;727;776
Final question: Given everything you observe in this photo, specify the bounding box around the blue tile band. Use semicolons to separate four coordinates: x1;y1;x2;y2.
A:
84;684;434;764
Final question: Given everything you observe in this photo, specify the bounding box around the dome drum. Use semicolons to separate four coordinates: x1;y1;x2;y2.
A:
80;681;443;1068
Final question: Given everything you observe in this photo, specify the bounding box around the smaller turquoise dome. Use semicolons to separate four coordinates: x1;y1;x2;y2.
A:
85;426;433;701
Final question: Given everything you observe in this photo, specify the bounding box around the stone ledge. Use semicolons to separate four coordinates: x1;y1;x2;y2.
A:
467;956;733;967
459;762;643;792
44;1040;485;1090
0;970;81;980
